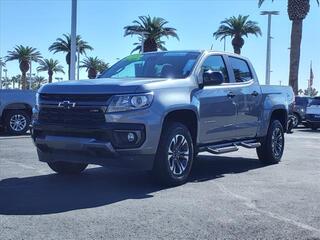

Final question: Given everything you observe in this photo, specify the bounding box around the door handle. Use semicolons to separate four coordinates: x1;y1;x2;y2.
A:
251;91;259;97
227;91;236;98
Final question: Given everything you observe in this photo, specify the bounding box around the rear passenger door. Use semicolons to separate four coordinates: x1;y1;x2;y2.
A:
227;56;262;139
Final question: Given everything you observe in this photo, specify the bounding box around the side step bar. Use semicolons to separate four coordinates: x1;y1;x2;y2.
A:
239;142;261;149
201;140;261;155
206;145;239;154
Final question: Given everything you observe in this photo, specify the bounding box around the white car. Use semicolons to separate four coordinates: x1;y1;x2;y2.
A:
306;97;320;130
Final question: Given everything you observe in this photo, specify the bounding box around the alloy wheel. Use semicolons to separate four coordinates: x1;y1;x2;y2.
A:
9;114;27;132
271;127;283;158
167;134;190;176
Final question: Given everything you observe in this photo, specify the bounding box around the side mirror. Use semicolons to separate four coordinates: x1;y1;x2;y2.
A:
203;70;224;86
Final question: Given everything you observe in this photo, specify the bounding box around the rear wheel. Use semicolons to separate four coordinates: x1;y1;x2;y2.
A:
153;122;194;186
311;125;318;131
257;119;284;164
48;161;88;174
292;113;301;128
4;110;31;135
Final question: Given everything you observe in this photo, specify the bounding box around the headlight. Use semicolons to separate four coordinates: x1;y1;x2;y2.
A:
107;93;153;113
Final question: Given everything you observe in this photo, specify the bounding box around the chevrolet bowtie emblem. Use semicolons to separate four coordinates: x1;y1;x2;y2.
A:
58;101;76;109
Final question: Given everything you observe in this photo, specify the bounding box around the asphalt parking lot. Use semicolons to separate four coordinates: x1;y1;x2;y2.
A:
0;128;319;240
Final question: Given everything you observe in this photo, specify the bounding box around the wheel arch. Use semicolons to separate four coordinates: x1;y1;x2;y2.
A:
162;109;198;144
1;103;33;122
270;108;288;132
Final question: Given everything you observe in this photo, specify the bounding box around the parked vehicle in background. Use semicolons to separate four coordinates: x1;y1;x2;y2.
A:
0;90;36;135
292;96;311;128
32;50;293;186
305;97;320;130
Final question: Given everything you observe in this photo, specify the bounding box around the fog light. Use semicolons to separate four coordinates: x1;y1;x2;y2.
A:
127;132;136;142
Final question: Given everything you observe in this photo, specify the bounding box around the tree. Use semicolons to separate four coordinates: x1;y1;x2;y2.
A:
0;58;5;67
298;87;318;97
258;0;319;94
124;15;179;53
37;58;64;83
32;76;47;90
5;45;42;89
49;34;93;80
11;75;21;89
213;15;262;54
80;56;109;79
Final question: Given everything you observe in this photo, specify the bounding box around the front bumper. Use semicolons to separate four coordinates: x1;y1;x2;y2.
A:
305;114;320;124
32;122;156;170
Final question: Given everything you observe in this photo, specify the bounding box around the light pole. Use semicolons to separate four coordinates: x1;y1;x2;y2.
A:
70;0;77;80
77;44;80;80
261;11;279;85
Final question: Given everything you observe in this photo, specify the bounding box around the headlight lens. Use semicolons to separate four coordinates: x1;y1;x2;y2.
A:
107;93;153;113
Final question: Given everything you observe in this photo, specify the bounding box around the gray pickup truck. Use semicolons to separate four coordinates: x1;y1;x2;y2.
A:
32;51;294;185
0;90;35;135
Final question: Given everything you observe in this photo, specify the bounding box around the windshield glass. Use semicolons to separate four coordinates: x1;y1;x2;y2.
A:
99;51;200;79
309;98;320;106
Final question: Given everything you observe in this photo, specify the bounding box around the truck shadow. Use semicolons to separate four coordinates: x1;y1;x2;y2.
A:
0;155;265;215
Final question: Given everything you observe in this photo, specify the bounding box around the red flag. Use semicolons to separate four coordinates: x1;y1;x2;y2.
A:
310;61;314;87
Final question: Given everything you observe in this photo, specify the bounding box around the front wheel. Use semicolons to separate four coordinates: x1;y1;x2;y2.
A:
48;161;88;174
257;119;285;164
153;122;194;186
311;125;318;131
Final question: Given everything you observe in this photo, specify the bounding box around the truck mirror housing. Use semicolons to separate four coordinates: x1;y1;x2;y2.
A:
203;71;224;86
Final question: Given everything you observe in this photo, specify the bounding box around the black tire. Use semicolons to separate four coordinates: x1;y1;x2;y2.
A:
48;161;88;174
4;110;31;135
311;125;318;131
292;113;301;128
257;119;285;164
152;122;194;186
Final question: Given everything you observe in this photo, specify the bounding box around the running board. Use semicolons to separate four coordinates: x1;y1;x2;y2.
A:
239;142;261;149
200;140;261;155
206;145;239;154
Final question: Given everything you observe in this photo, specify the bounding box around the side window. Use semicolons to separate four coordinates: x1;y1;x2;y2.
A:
229;57;252;82
201;55;229;83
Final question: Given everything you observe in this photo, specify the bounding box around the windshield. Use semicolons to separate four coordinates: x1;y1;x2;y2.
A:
99;51;200;79
309;98;320;106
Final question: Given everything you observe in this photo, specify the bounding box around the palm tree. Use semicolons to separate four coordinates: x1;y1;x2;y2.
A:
0;57;5;68
258;0;319;94
124;15;179;53
49;34;93;80
5;45;42;89
37;58;64;83
11;75;21;89
32;76;47;90
213;15;261;54
80;56;109;79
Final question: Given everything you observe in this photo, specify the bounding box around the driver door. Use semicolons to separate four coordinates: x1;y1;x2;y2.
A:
195;55;238;144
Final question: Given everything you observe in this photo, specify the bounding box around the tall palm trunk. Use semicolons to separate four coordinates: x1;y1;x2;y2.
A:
21;72;27;90
48;70;53;83
143;38;158;52
232;36;244;55
88;68;97;79
288;19;303;94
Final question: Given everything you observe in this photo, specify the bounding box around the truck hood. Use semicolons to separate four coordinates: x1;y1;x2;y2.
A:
39;78;167;94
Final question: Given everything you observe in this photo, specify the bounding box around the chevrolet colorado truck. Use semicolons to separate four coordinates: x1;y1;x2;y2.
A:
0;90;35;135
32;51;293;185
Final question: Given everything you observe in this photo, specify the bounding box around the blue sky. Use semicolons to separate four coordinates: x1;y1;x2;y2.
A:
0;0;319;91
